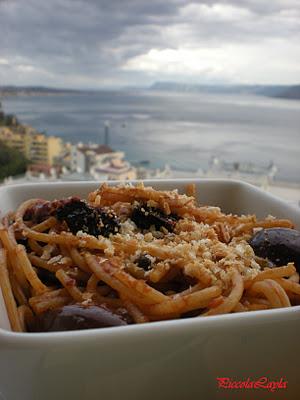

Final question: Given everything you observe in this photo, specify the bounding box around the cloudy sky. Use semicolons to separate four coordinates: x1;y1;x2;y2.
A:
0;0;300;88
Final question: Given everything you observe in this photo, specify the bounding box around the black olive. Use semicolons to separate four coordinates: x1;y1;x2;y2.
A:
55;198;120;237
181;309;204;319
151;273;196;294
37;269;60;286
17;237;30;251
33;304;130;332
249;228;300;271
24;201;53;223
96;208;120;238
135;254;152;270
56;198;100;236
131;204;178;232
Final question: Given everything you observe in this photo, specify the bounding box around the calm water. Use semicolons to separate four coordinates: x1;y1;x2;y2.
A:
1;90;300;183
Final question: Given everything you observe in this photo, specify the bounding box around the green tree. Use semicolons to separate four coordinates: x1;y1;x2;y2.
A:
0;141;28;181
0;101;4;124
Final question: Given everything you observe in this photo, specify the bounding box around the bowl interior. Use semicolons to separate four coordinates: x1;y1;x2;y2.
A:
0;178;299;332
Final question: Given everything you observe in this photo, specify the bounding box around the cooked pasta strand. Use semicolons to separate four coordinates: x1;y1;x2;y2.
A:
55;269;84;302
204;269;244;316
16;245;48;295
0;249;23;332
248;279;291;308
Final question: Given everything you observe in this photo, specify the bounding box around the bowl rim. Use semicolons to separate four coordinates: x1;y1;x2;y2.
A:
1;305;300;346
1;177;299;213
1;177;300;344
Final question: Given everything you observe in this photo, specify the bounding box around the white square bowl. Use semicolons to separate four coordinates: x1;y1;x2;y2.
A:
0;179;299;400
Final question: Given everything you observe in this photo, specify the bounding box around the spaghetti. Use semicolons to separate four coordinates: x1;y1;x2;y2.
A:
0;182;299;332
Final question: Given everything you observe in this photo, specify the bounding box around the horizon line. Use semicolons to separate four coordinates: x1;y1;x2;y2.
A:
1;82;300;92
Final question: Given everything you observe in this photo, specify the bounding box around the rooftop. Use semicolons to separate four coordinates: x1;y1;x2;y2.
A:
77;144;113;155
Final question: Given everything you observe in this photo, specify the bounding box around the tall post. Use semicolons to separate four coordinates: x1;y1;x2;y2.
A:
104;120;110;146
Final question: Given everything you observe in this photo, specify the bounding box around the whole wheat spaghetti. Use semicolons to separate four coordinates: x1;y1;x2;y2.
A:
0;182;299;332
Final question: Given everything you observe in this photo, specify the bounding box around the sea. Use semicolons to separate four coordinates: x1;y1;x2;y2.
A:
1;90;300;183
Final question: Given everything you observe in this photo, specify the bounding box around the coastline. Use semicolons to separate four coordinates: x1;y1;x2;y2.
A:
1;91;299;203
1;84;300;100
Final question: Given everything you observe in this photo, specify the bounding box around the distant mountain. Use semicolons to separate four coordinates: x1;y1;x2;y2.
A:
1;83;299;100
0;86;82;96
0;85;142;97
150;82;300;100
272;85;300;100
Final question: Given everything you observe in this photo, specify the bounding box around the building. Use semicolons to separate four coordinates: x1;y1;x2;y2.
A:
0;125;63;166
46;135;63;165
70;142;137;180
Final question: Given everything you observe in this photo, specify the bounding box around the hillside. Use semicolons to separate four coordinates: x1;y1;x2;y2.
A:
0;86;81;97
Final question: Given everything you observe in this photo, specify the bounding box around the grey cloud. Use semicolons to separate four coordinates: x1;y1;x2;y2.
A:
0;0;299;87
